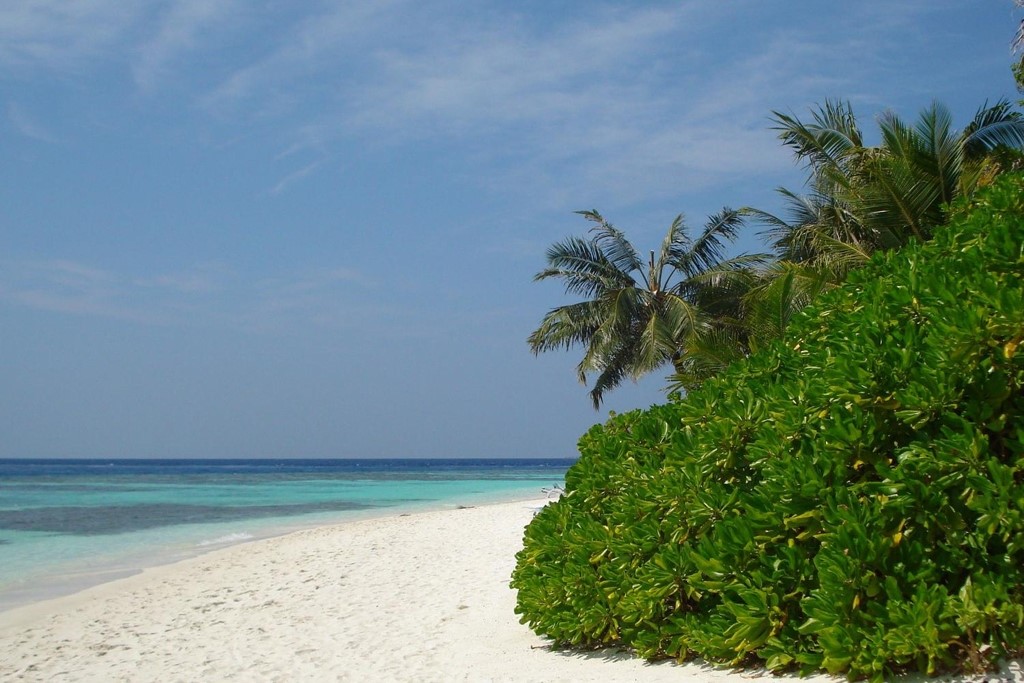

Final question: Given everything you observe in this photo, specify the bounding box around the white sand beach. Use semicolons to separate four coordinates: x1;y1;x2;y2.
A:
0;499;1019;683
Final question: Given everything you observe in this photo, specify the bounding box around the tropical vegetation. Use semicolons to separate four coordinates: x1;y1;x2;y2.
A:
512;174;1024;680
527;209;765;407
757;99;1024;274
515;18;1024;678
530;99;1024;404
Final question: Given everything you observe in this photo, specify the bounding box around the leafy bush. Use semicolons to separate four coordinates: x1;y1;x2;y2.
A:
511;174;1024;680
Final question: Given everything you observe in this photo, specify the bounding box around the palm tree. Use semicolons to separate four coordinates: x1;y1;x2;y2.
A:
528;209;764;408
1012;1;1024;90
667;260;832;393
753;99;1024;274
695;99;1024;385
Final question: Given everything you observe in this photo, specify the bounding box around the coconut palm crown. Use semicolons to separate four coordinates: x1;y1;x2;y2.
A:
752;99;1024;275
528;209;763;408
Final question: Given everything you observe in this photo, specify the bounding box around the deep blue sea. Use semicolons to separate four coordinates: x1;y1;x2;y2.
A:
0;458;572;611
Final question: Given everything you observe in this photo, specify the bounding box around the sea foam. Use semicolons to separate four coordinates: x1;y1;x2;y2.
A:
196;532;254;547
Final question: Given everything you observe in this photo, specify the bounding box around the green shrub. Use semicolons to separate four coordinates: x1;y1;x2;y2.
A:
511;173;1024;680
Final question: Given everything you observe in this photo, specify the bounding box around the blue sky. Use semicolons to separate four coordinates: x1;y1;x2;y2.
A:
0;1;1019;458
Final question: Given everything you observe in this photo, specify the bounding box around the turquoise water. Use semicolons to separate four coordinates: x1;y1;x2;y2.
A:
0;459;571;611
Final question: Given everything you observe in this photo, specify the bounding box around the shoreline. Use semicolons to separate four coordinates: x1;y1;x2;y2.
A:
1;498;1019;682
0;485;558;614
0;496;541;627
0;498;696;682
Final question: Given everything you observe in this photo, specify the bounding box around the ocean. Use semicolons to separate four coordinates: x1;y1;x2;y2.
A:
0;458;573;611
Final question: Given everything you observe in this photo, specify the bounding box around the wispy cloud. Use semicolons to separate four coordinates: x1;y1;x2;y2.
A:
275;267;373;293
6;102;58;142
0;259;231;325
133;262;231;294
246;266;376;330
0;257;384;334
198;3;750;204
132;0;239;91
195;2;920;206
270;159;324;196
0;259;165;324
0;0;140;73
199;2;405;117
0;1;980;210
341;6;685;134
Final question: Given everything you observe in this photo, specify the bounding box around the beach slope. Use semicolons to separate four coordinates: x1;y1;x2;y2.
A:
0;500;1018;682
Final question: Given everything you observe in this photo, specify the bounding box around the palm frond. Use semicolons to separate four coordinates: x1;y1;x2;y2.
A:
635;310;674;379
666;326;747;394
807;233;872;277
742;262;833;348
771;100;861;171
667;208;743;280
858;154;939;241
908;101;960;205
963;119;1024;158
749;189;859;263
535;236;636;297
965;100;1019;131
746;193;815;257
877;109;917;160
527;300;606;354
653;214;689;293
575;287;644;383
586;339;639;409
674;253;769;298
577;210;645;275
658;292;703;346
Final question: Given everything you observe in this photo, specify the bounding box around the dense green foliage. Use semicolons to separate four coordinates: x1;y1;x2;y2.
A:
670;100;1024;392
511;174;1024;680
531;98;1024;408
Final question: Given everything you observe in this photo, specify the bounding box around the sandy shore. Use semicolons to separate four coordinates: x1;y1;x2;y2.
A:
0;500;1019;682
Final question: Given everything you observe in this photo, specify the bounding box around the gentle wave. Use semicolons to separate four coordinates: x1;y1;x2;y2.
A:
196;532;254;547
0;459;570;613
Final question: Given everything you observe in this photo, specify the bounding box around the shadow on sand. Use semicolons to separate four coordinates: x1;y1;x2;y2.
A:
538;642;1022;682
